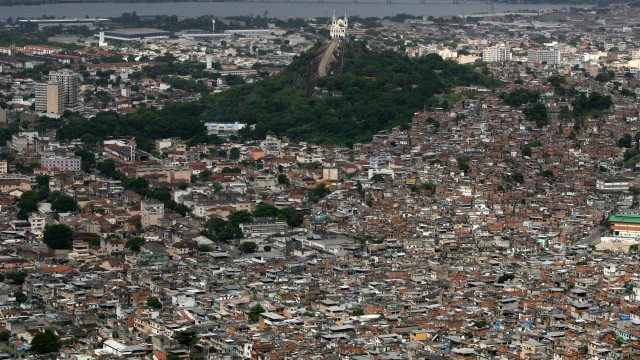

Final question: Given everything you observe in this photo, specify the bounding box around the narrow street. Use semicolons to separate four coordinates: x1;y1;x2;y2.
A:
577;226;603;246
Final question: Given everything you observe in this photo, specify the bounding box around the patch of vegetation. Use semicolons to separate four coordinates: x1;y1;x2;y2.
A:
43;224;74;250
501;88;540;107
497;273;515;283
571;92;612;120
524;102;549;128
30;330;61;354
57;42;501;146
172;329;199;347
125;237;145;252
248;304;265;322
238;241;257;254
147;296;162;309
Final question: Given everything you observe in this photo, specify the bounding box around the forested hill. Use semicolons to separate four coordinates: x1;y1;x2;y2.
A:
193;41;502;145
59;41;502;148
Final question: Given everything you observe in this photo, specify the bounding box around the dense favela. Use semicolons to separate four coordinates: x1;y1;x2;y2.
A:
2;2;640;359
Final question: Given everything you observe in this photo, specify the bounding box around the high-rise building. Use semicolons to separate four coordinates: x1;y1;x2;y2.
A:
35;81;64;114
527;49;561;65
482;44;512;63
35;82;48;113
46;82;64;114
48;69;80;110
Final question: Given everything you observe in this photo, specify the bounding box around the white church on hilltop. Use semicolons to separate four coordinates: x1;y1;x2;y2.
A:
329;10;348;39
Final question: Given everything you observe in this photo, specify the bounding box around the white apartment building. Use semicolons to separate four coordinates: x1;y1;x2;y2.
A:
596;177;630;192
40;156;82;171
28;213;46;232
205;122;247;137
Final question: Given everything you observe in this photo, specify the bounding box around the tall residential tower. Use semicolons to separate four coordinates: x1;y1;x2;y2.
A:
35;81;64;115
48;69;80;111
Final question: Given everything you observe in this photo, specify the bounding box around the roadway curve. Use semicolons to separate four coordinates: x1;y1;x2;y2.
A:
318;40;338;78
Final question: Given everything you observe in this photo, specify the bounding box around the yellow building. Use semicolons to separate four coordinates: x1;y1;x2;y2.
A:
521;339;546;358
35;81;64;114
45;82;64;114
409;330;431;341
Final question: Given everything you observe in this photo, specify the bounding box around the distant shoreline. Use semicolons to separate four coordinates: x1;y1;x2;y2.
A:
0;1;595;20
0;0;601;7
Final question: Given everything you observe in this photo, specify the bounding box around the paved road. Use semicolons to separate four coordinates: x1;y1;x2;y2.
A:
577;226;602;246
318;40;338;78
219;242;241;258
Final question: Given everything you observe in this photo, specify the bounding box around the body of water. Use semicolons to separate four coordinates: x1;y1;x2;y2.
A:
0;1;590;21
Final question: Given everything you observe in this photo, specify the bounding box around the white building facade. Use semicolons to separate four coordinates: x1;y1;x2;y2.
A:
482;44;512;63
329;11;348;40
